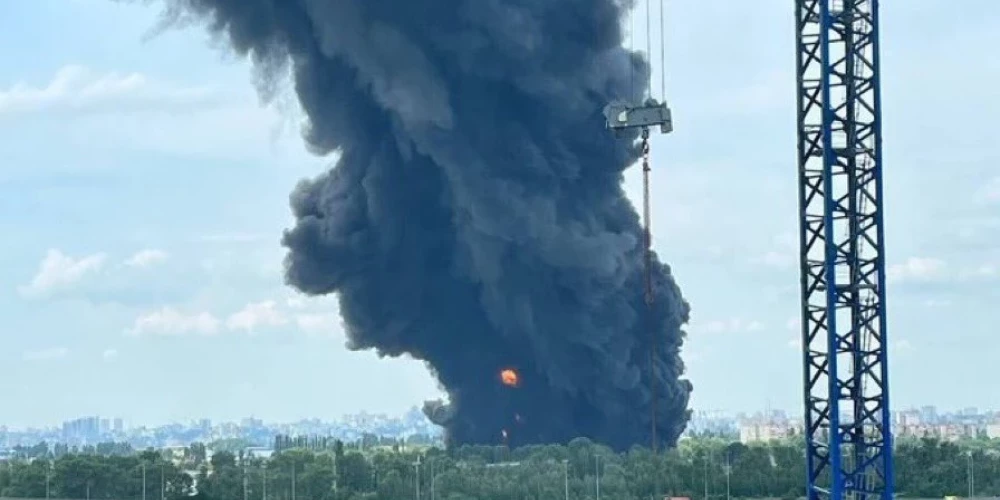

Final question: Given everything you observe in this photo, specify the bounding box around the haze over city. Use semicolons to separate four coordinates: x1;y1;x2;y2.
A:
1;0;998;432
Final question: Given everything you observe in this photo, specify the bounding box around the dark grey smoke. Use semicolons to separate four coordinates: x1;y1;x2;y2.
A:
148;0;692;450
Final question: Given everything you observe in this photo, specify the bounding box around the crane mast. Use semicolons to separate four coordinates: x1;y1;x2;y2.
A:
605;2;895;498
794;1;893;500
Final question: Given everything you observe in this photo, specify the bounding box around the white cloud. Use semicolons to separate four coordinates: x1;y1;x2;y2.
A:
200;232;270;243
286;296;308;310
129;296;345;338
18;249;106;298
887;257;947;283
102;348;119;361
23;347;70;361
785;317;800;332
226;300;289;332
751;232;798;269
697;69;790;116
125;249;169;268
126;306;220;336
755;250;794;268
690;318;764;335
885;258;996;284
0;65;217;116
892;339;915;353
923;298;952;308
978;177;1000;203
974;264;998;278
295;313;343;337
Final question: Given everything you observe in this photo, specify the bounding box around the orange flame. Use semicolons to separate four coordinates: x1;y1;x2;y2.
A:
500;368;519;387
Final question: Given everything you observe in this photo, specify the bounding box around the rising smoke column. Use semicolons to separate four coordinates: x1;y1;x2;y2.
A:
150;0;693;450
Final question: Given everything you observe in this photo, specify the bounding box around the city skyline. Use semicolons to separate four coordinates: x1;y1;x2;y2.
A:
1;2;998;428
2;403;995;433
4;404;998;455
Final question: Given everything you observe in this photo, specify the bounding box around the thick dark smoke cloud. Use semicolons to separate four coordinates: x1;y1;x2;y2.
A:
149;0;692;450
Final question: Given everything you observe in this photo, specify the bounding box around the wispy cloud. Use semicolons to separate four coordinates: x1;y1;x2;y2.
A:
0;65;219;116
126;306;221;336
886;256;999;285
199;233;270;244
750;232;798;269
18;249;106;298
128;296;343;338
22;347;70;362
976;176;1000;204
226;301;289;333
922;298;952;308
691;69;791;117
887;257;948;283
124;249;169;269
296;313;342;338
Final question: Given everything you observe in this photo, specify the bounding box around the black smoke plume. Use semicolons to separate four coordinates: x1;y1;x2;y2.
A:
147;0;692;450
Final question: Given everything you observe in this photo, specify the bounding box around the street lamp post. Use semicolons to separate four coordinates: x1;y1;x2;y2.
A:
966;451;975;498
414;455;422;500
563;459;569;500
703;452;709;500
595;455;601;500
724;453;732;500
430;458;436;500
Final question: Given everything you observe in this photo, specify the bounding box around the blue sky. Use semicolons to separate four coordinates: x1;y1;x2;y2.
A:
0;0;997;429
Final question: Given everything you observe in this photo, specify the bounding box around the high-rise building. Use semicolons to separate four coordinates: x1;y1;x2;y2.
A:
62;417;101;444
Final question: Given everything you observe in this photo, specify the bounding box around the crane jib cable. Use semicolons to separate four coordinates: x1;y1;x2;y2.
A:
640;125;657;454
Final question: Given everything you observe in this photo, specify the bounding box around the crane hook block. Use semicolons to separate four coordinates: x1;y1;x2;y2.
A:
603;98;673;134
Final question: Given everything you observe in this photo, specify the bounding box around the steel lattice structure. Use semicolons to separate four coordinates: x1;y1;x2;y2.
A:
794;1;893;500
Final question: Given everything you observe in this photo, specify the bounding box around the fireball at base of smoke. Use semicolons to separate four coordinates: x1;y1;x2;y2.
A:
148;0;693;450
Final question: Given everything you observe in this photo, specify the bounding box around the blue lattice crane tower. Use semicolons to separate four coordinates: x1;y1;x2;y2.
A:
794;1;893;500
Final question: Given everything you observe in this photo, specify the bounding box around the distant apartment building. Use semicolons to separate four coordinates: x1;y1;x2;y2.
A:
894;423;980;441
986;423;1000;439
737;415;803;443
62;416;101;444
895;409;923;426
244;446;274;460
162;445;188;465
240;417;263;431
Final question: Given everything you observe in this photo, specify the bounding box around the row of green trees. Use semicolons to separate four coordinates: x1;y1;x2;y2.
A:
0;450;192;499
3;436;999;500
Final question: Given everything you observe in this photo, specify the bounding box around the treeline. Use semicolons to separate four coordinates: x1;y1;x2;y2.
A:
4;441;135;460
3;436;1000;499
0;449;192;499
